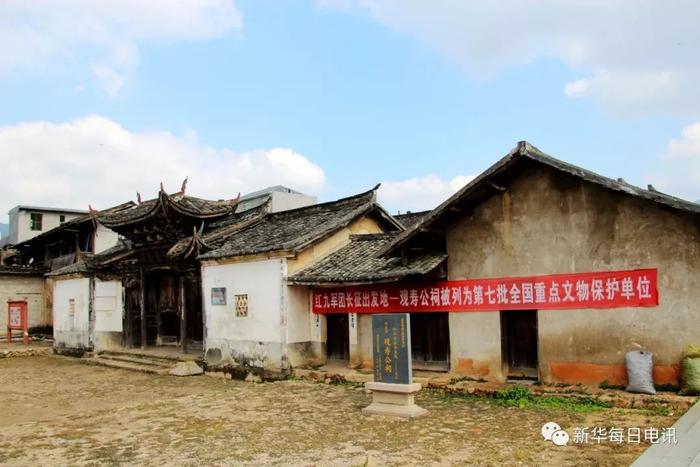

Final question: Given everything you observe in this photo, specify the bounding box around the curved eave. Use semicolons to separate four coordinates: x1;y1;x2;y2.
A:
95;201;161;229
162;190;240;219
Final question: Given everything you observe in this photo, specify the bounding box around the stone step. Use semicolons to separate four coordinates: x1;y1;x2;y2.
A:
97;350;183;365
96;353;173;368
86;356;171;375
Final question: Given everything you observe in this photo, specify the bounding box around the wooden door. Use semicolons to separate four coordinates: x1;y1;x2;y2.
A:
410;313;450;370
125;284;141;347
326;314;349;360
183;273;203;343
500;310;538;379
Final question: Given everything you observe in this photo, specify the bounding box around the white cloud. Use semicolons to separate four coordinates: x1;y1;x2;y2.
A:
379;174;475;213
563;79;590;98
320;0;700;117
0;0;243;97
651;122;700;201
0;115;325;220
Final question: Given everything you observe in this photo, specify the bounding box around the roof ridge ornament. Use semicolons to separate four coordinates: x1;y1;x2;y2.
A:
517;140;532;155
180;177;188;195
371;183;381;202
88;204;99;230
231;192;241;208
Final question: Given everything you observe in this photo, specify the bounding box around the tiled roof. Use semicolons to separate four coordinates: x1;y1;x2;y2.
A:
5;202;134;251
96;191;236;228
167;201;271;258
198;186;402;260
383;141;700;256
46;241;134;277
0;265;44;275
395;210;431;229
288;233;446;284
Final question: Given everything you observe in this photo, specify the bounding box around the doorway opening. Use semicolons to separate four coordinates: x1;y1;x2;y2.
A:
326;314;349;361
410;312;450;371
124;271;203;352
500;310;539;380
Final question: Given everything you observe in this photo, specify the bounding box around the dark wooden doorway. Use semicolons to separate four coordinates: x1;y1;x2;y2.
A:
123;271;203;351
182;273;203;345
125;280;141;347
410;312;450;371
500;310;539;379
326;314;349;361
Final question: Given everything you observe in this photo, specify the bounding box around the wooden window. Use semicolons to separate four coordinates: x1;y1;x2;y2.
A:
59;215;66;224
235;294;248;317
30;213;43;231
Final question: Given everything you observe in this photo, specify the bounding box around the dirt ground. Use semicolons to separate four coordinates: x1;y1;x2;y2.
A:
0;356;684;466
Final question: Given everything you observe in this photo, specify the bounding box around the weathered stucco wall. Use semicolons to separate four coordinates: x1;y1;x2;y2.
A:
53;276;91;353
287;216;383;275
286;215;384;368
357;313;373;368
203;215;386;374
202;259;286;375
446;165;700;385
0;274;45;332
93;279;123;350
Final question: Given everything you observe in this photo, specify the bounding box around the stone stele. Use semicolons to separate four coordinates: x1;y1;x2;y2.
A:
169;361;204;377
362;382;427;418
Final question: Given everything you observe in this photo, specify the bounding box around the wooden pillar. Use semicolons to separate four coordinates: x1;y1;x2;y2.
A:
140;268;146;349
155;277;162;347
179;276;187;353
124;283;131;348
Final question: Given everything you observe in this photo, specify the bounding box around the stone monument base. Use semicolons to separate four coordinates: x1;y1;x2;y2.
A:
362;382;427;419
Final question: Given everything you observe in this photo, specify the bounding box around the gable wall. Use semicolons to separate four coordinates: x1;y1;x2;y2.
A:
286;215;385;368
446;164;700;385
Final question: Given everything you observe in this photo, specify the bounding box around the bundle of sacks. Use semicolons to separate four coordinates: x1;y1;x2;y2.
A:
680;344;700;396
625;350;656;395
624;345;700;395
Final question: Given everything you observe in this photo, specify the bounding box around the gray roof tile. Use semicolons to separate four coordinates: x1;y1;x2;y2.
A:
288;233;446;284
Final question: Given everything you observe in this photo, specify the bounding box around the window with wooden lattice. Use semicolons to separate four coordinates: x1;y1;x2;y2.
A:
235;294;248;317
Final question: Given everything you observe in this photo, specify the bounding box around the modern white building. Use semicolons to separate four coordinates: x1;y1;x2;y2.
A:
6;205;88;245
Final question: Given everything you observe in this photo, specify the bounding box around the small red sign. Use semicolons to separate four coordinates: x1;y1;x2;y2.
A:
7;300;29;345
312;269;658;314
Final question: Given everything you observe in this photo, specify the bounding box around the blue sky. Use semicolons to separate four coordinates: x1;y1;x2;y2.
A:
1;0;699;222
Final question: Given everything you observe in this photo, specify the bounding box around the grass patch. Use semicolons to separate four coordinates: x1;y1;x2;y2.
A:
492;385;613;413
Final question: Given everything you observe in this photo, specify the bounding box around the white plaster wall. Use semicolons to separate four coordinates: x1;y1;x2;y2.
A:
94;224;120;253
53;277;90;349
287;285;311;344
13;211;83;243
94;279;122;332
203;259;284;344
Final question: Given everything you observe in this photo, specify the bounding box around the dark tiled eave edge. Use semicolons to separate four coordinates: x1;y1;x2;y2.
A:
381;141;700;257
197;185;402;260
95;189;238;229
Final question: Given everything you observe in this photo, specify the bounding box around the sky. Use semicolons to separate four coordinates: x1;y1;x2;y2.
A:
2;0;700;223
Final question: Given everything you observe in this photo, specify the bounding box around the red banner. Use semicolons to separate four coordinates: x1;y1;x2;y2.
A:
312;269;658;314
